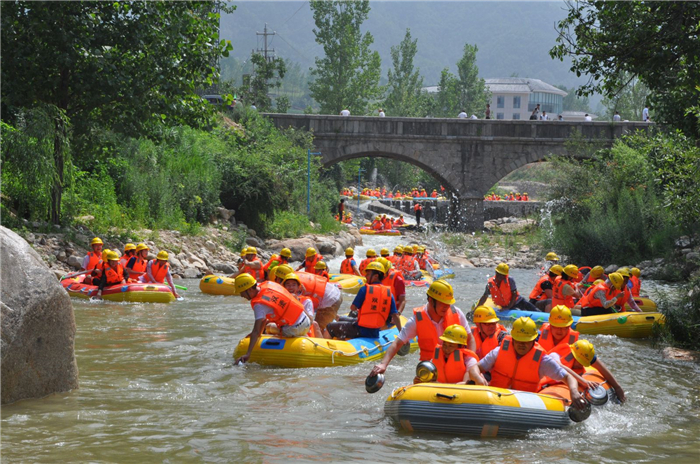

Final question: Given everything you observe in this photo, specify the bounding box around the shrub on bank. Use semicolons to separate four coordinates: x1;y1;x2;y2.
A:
655;274;700;350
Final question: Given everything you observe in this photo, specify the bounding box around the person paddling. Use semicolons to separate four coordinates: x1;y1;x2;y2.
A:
477;263;539;312
93;251;126;300
141;250;180;298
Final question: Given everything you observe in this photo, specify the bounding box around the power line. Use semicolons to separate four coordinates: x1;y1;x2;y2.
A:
280;2;308;28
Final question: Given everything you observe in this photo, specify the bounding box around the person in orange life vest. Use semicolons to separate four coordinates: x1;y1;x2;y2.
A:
413;202;423;226
125;243;149;282
231;247;264;282
420;189;427;198
281;273;323;338
86;248;111;285
541;251;560;276
93;251;126;300
477;317;586;409
399;246;422;280
119;243;136;268
234;274;311;364
552;264;582;309
369;280;474;379
337;198;345;221
387;245;403;267
358;249;377;274
81;237;104;271
314;261;329;280
575;272;626;317
339;248;362;276
614;268;642;312
629;267;642;297
576;265;605;293
470;305;508;358
262;248;291;280
522;192;529;201
324;262;401;340
431;189;438;198
379;248;391;259
477;263;539;312
343;212;353;224
537;305;579;358
141;250;180;298
394;214;405;226
528;264;562;312
381;214;392;230
551;340;626;403
296;247;323;274
371;215;383;230
425;324;485;385
387;191;394;199
376;257;407;314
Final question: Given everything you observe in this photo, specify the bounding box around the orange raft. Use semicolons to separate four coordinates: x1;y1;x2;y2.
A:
61;274;176;303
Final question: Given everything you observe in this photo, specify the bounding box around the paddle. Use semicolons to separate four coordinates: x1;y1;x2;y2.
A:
60;269;92;281
174;284;187;291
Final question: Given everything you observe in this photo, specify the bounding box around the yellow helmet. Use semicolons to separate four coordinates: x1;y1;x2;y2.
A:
102;249;111;261
280;248;292;258
590;266;605;278
617;267;630;277
364;222;371;227
545;252;559;261
495;263;509;276
282;273;301;285
366;249;377;257
439;324;468;345
570;340;596;367
376;257;391;273
305;247;317;258
380;248;390;256
473;305;499;323
345;247;354;256
274;264;294;279
511;317;538;342
268;266;278;279
364;261;386;275
412;244;419;253
402;247;413;255
630;267;641;277
593;279;604;286
427;280;456;305
608;272;624;290
90;237;103;246
241;247;248;255
106;250;119;261
156;250;169;261
394;246;403;253
136;243;149;252
246;247;257;255
549;264;564;276
563;264;579;278
314;261;327;270
549;305;574;327
418;246;426;253
234;274;257;293
124;243;136;252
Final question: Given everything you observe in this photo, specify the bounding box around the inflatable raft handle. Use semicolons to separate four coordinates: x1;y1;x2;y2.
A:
435;393;457;400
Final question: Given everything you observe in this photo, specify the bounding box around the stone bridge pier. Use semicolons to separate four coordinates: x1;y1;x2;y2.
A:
264;114;650;231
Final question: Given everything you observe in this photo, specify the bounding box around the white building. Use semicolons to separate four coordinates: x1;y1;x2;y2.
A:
485;78;567;120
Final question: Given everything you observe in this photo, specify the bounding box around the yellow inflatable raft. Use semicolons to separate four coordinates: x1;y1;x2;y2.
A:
385;383;573;437
624;296;657;312
199;274;239;296
574;312;665;338
329;273;366;294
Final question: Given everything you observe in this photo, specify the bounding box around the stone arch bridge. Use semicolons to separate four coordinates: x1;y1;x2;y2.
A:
265;114;650;231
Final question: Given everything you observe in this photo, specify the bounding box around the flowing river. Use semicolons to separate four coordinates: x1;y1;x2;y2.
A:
2;234;700;463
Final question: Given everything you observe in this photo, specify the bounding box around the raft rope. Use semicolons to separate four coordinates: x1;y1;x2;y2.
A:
303;337;395;364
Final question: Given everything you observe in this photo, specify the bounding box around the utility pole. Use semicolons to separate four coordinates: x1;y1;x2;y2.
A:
255;23;276;62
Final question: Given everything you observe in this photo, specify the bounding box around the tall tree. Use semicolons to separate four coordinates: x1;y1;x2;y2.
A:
433;44;489;117
1;1;232;223
308;0;382;115
550;1;700;137
244;53;287;111
555;85;591;113
384;29;425;117
601;74;650;122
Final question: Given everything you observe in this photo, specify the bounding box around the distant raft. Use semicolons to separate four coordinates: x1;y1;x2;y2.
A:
233;319;418;368
61;274;175;303
329;273;366;294
359;227;402;236
200;274;239;296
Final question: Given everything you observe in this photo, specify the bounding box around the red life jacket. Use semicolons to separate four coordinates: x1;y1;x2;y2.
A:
85;251;101;270
471;323;508;358
303;254;322;273
250;281;305;326
537;323;579;356
630;275;641;297
262;255;284;278
414;305;462;361
147;260;169;283
552;276;576;308
296;271;329;309
340;258;356;275
129;257;147;274
381;268;400;300
241;257;265;282
357;284;393;329
104;264;125;286
488;276;517;307
529;274;553;301
579;282;618;308
539;345;585;388
490;336;546;392
433;346;479;384
358;257;375;274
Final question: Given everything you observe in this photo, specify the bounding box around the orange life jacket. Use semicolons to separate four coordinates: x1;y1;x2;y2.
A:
251;281;305;326
104;264;125;286
537;323;579;356
433;346;479;384
414;305;462;361
529;274;553;301
579;271;602;289
387;255;401;267
413;204;422;211
395;218;405;225
262;255;284;278
303;254;322;273
552;276;576;308
315;270;329;280
340;258;356;275
147;260;170;283
129;257;147;274
490;336;546;392
417;256;428;270
119;253;133;269
357;284;393;329
578;282;618;308
381;268;400;300
538;344;585;388
630;275;641;297
85;251;101;271
358;257;375;274
471;323;508;358
399;255;417;275
488;276;517;307
296;272;329;309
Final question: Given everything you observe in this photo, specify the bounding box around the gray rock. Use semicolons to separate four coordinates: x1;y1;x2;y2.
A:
1;226;79;404
212;262;236;274
248;229;257;237
278;238;317;261
245;236;264;248
169;256;183;269
182;268;200;279
686;252;700;261
653;258;665;266
315;240;336;256
204;240;217;252
637;260;652;269
676;236;691;248
56;250;67;262
605;265;618;274
67;255;82;269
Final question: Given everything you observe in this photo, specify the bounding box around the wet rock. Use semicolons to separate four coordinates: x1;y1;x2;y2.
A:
67;255;82;269
315;239;336;256
675;236;691;248
182;268;200;279
212;262;236;274
55;250;67;262
245;236;264;248
1;226;79;404
169;255;183;269
686;252;700;261
277;238;316;262
605;265;618;274
662;347;699;362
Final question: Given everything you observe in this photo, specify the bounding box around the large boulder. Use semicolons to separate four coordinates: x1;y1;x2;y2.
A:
1;226;79;404
277;238;316;262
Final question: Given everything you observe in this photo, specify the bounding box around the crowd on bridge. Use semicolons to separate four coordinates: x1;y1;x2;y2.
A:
484;192;530;201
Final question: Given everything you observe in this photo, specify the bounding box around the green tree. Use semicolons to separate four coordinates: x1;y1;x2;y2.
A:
308;0;383;115
244;53;287;111
433;44;489;117
555;85;591;113
1;1;232;223
550;1;700;137
383;29;425;117
601;74;650;122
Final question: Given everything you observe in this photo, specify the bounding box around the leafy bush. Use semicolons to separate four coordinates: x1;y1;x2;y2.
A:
654;274;700;350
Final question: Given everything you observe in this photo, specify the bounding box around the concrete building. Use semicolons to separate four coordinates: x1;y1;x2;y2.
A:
485;78;567;120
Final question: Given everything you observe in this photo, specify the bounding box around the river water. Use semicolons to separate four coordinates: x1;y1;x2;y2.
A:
2;234;699;463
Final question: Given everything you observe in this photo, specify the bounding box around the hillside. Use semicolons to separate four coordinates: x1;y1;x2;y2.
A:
221;1;584;89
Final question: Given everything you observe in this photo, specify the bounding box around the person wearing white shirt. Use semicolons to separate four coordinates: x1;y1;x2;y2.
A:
584;113;592;122
470;114;478;119
378;108;385;117
642;106;649;121
340;109;350;116
540;111;549;121
613;111;621;122
458;110;468;119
